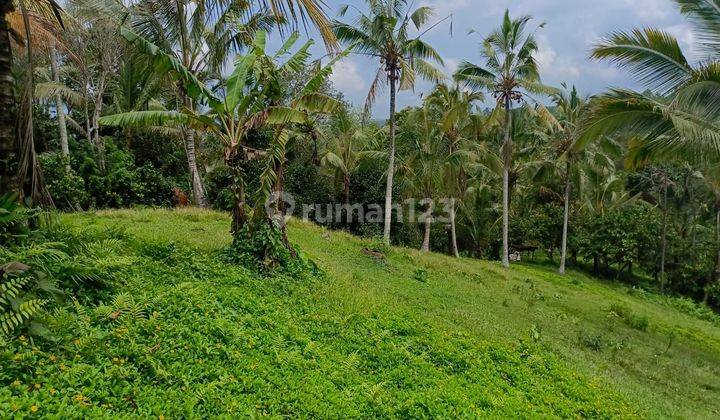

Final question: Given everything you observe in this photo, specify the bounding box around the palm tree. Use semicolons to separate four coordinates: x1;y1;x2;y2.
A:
398;105;444;252
321;108;373;205
122;0;276;206
333;0;445;245
549;85;588;274
426;84;484;257
100;29;341;239
581;0;720;163
454;9;548;268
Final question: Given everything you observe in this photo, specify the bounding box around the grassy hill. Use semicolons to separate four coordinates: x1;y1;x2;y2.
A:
3;208;719;417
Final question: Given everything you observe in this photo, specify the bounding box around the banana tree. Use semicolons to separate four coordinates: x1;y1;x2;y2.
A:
101;30;343;243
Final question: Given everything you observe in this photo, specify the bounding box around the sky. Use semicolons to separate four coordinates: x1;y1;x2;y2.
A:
284;0;696;118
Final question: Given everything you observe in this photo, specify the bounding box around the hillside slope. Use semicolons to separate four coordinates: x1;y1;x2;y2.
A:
5;208;718;417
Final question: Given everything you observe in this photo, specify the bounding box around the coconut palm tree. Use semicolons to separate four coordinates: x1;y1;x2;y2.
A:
332;0;445;245
120;0;278;206
398;105;444;252
426;84;484;257
549;85;588;274
321;108;374;205
581;0;720;164
454;9;549;268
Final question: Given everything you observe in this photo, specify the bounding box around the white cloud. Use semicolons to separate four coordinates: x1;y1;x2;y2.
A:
620;0;673;21
536;35;581;82
329;59;366;94
443;57;460;77
420;0;471;18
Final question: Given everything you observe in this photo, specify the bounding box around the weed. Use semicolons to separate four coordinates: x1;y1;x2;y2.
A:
609;304;650;331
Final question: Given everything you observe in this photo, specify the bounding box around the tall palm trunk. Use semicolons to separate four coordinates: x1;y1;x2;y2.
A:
343;174;350;205
382;74;397;245
50;44;70;173
501;98;512;268
17;3;52;207
181;93;208;207
91;73;106;171
421;198;432;252
559;160;571;274
660;180;668;292
0;4;17;194
449;197;459;258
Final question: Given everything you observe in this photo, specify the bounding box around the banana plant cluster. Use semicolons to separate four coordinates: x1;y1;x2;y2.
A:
100;28;348;240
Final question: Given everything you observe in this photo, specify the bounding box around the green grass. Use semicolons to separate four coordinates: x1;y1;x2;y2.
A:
2;207;719;417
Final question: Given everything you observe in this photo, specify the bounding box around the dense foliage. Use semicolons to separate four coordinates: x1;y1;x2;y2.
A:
2;0;720;414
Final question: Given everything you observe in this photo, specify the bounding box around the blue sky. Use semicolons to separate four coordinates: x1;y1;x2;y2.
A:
290;0;695;118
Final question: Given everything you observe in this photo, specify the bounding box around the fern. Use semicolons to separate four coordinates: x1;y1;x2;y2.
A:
1;261;56;338
0;277;31;305
0;299;47;335
108;292;147;321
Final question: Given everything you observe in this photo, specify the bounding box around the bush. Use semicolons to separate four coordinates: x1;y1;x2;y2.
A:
609;304;650;331
38;153;89;210
573;203;660;276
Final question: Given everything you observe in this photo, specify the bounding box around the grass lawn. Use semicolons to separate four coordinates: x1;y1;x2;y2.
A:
2;207;719;417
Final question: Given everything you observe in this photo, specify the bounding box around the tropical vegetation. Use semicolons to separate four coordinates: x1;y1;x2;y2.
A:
2;0;720;416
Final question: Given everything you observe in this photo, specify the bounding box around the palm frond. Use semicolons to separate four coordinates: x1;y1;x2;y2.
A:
591;28;692;94
674;0;720;57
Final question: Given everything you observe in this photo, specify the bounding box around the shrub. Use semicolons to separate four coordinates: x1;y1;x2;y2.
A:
578;330;605;351
609;304;650;331
414;268;428;283
0;263;48;337
38;153;89;210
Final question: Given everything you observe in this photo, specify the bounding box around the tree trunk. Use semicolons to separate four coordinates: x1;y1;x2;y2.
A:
343;174;350;205
50;44;70;173
660;180;668;292
16;3;52;207
0;4;17;195
228;150;246;238
593;254;599;274
421;199;432;252
276;157;296;257
181;93;207;207
501;98;512;268
421;218;431;252
449;198;459;258
382;75;397;245
559;160;571;274
91;73;106;172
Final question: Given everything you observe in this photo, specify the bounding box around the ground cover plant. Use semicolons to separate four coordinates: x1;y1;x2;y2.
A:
2;208;716;417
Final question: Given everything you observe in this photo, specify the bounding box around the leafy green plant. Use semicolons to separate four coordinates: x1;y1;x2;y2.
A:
0;262;48;337
0;193;36;246
609;303;650;331
578;330;606;352
413;268;428;283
